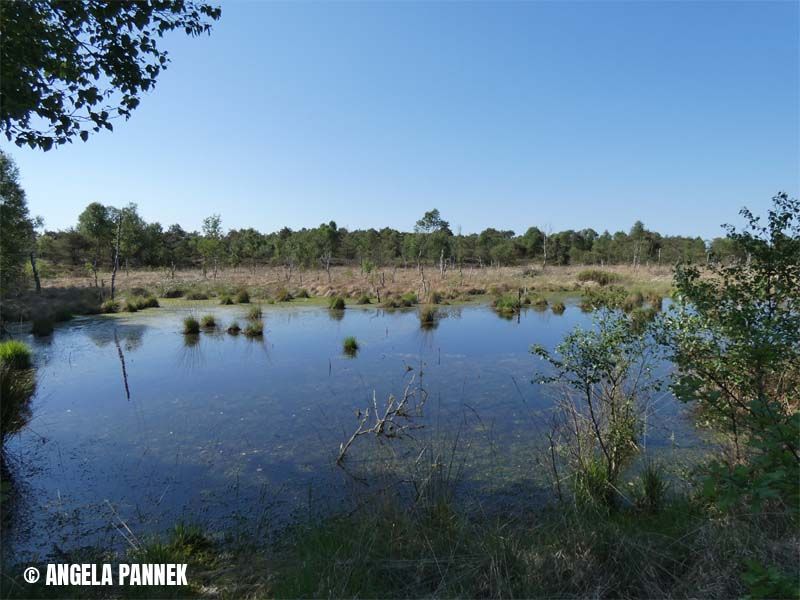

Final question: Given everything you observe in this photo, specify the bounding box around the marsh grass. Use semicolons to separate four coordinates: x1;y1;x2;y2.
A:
219;295;234;305
183;316;200;335
101;299;120;313
633;460;670;514
418;305;438;328
400;292;418;307
577;269;622;286
342;336;359;356
356;294;371;305
200;314;216;329
186;291;209;301
161;288;185;299
246;305;262;320
274;288;293;302
551;301;566;315
329;296;346;310
234;289;250;303
295;288;310;299
244;320;264;338
530;296;549;311
0;341;32;370
493;294;521;316
227;321;241;335
30;317;54;337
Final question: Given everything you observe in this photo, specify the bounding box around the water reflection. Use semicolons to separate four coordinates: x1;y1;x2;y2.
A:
3;302;701;559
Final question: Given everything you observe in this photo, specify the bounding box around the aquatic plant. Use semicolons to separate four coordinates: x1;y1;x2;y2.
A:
274;288;293;302
0;341;32;370
183;316;200;334
101;299;120;314
343;336;359;355
419;305;438;327
219;295;234;305
30;317;54;337
246;305;262;320
200;314;216;329
551;301;566;315
235;289;250;304
244;320;264;338
493;294;521;315
329;296;346;310
227;321;241;335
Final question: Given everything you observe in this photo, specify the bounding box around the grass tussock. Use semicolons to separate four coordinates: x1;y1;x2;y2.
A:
551;301;566;315
295;288;310;299
234;289;250;303
577;269;622;286
101;299;120;314
274;288;293;302
160;287;185;299
246;305;262;320
244;320;264;338
329;296;346;310
418;305;438;327
30;317;54;337
342;336;359;355
0;341;32;370
200;315;216;329
0;362;35;452
493;294;521;316
182;316;200;335
400;292;418;307
186;291;209;301
219;294;234;305
356;294;371;305
227;321;241;335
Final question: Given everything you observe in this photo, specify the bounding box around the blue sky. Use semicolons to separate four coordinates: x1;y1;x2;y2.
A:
8;0;799;238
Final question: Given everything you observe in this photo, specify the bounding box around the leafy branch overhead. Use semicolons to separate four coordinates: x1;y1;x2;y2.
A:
0;0;221;151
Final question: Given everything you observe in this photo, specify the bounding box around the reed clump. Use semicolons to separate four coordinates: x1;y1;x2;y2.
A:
247;305;262;320
227;321;241;335
342;336;359;355
235;289;250;304
329;296;346;310
419;305;438;327
183;316;200;334
200;315;216;329
244;320;264;338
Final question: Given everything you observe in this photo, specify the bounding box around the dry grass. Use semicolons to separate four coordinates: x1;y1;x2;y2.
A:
27;264;674;305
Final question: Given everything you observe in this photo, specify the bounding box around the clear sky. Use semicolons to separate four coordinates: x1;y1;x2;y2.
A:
8;0;799;238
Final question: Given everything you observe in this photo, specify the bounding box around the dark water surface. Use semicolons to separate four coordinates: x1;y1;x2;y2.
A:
4;302;701;560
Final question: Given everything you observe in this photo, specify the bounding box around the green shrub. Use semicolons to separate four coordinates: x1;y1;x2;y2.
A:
274;288;293;302
186;291;209;301
577;269;621;286
580;286;627;311
551;301;566;315
183;317;200;335
244;320;264;338
101;299;120;314
31;318;54;337
235;289;250;303
200;315;216;328
220;295;233;305
343;336;359;355
0;341;32;370
356;295;371;305
247;305;262;320
329;296;346;310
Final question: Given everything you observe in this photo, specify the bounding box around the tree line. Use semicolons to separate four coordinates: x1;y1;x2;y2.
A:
2;161;748;295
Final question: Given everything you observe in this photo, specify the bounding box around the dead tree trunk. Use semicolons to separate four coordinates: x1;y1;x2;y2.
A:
111;215;122;300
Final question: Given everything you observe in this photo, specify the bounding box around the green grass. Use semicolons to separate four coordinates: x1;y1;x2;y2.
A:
342;336;359;355
219;294;234;305
274;288;293;302
356;294;371;305
186;291;209;301
295;288;310;299
244;320;264;337
1;362;35;448
161;287;185;299
329;296;346;310
183;316;200;335
400;292;418;307
0;341;32;370
493;294;521;315
101;299;120;313
235;289;250;303
200;314;216;329
246;305;262;320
